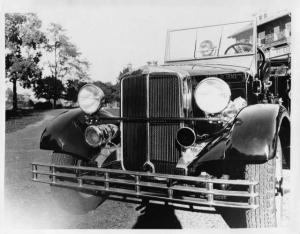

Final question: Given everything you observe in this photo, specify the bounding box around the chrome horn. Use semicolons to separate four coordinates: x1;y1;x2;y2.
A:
176;127;196;148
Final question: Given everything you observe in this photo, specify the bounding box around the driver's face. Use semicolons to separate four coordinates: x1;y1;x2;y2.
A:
199;40;214;56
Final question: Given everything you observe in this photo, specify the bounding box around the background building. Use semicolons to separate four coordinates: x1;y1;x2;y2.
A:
229;10;291;62
229;10;291;110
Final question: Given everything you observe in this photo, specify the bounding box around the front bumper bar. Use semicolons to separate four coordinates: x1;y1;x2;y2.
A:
31;162;258;209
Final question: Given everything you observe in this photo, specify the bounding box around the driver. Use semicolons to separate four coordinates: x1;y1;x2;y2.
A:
198;40;216;56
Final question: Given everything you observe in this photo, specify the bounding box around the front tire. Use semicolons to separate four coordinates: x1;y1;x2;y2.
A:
219;139;283;228
51;152;106;214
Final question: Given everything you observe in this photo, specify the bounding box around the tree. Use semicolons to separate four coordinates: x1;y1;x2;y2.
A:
67;57;91;81
110;64;132;104
88;81;120;105
44;23;91;106
117;63;132;83
5;13;46;111
93;81;112;104
64;79;87;102
111;84;120;103
45;24;79;80
33;76;65;103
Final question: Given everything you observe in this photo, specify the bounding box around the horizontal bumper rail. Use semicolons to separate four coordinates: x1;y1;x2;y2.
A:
86;116;225;123
31;162;259;209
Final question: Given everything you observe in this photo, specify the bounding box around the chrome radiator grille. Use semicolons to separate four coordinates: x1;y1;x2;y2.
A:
122;74;181;174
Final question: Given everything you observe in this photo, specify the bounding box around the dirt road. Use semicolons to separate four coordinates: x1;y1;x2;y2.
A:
4;109;290;229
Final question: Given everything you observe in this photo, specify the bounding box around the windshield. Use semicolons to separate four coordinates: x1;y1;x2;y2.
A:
166;21;254;61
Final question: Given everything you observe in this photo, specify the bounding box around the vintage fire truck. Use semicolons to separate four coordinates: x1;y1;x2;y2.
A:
32;19;290;228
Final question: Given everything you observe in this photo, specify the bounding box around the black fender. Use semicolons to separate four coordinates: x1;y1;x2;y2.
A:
188;104;290;171
225;104;289;162
40;108;118;160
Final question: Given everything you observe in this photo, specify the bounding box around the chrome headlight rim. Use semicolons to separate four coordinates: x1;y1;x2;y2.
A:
85;124;119;147
78;84;104;115
194;77;231;114
85;125;103;147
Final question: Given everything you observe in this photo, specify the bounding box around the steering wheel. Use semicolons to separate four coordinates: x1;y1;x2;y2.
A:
224;43;265;69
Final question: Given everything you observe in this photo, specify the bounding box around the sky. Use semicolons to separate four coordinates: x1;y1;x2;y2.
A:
2;0;297;85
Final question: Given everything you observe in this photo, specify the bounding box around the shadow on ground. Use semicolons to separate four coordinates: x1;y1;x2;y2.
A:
133;204;182;229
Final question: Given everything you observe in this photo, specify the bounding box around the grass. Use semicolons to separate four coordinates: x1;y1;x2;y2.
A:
5;109;46;134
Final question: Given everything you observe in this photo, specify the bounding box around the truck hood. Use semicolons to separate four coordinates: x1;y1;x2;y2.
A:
124;55;255;78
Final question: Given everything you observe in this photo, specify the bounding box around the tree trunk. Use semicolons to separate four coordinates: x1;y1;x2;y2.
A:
12;78;18;112
54;43;57;109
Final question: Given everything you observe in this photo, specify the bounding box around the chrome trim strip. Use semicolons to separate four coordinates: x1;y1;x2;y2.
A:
146;73;150;118
146;73;152;171
85;116;227;122
244;71;251;104
253;17;258;75
164;30;171;62
120;77;125;170
168;20;254;32
164;53;255;63
174;73;188;129
177;75;184;119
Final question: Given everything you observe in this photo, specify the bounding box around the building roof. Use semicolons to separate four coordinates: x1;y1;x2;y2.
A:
257;10;290;27
228;24;252;38
228;10;291;38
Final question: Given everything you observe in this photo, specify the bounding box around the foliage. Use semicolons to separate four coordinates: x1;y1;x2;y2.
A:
41;23;91;106
65;80;120;104
5;13;46;111
92;81;118;104
5;13;93;110
90;65;131;105
109;64;132;103
33;76;65;102
110;82;120;103
64;79;87;102
5;13;46;51
117;65;132;82
6;55;43;87
45;23;90;82
34;101;53;110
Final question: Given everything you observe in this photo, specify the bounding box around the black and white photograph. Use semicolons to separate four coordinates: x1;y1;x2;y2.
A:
2;0;300;230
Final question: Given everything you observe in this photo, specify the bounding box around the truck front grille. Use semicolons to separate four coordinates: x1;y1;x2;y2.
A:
122;74;181;174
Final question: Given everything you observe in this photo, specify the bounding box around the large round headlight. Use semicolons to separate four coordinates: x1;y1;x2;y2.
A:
194;77;231;114
78;84;104;114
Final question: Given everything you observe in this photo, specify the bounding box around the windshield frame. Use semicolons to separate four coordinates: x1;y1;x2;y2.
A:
164;20;257;65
